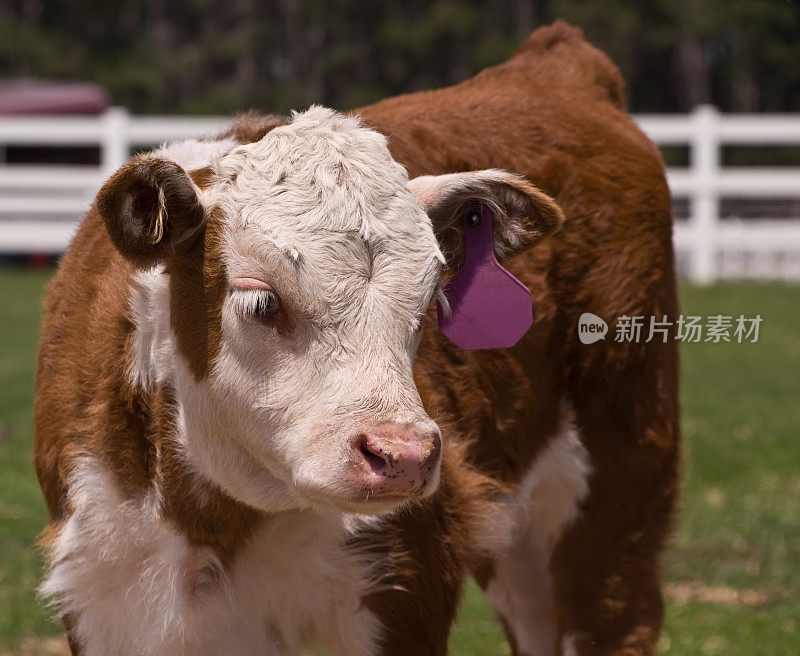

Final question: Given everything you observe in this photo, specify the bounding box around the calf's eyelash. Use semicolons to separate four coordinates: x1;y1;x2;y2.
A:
231;289;278;319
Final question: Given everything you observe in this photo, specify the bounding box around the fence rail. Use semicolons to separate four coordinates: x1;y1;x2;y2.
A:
2;105;800;282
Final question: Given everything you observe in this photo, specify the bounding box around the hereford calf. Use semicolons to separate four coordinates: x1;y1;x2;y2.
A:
35;23;679;656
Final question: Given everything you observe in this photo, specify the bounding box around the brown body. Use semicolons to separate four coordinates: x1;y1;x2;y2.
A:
36;23;678;655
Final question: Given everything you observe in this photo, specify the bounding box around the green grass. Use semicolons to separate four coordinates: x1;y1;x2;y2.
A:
660;283;800;655
1;270;798;653
0;270;57;648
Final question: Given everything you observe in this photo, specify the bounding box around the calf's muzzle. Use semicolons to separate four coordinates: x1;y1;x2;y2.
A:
353;422;442;498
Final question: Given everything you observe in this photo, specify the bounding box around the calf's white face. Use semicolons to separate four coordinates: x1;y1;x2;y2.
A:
97;106;564;515
204;108;444;514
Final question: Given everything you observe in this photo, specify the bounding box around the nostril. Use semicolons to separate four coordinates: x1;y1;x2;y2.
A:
358;437;389;474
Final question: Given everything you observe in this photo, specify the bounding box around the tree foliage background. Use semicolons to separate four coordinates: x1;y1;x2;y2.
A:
1;0;799;114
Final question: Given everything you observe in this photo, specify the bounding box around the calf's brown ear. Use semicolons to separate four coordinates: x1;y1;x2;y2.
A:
96;155;206;268
408;169;564;266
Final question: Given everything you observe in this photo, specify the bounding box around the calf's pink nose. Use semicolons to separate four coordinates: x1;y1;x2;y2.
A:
355;423;442;497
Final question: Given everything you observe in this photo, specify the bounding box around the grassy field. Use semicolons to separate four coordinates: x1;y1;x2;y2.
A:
0;269;797;654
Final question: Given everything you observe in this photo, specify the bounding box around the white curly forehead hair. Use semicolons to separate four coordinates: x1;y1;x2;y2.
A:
208;105;446;332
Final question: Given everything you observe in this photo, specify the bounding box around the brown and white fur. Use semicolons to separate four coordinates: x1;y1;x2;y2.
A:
35;23;679;656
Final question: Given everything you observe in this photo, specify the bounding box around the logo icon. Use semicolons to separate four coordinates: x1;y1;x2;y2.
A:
578;312;608;344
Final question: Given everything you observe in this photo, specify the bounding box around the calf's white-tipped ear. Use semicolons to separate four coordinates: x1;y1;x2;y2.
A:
96;155;206;268
408;169;564;264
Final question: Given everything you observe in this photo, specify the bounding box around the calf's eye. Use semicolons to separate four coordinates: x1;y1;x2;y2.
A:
232;288;281;324
252;290;279;316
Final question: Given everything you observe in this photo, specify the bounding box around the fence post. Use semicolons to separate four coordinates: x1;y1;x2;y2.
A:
689;104;720;284
101;106;130;178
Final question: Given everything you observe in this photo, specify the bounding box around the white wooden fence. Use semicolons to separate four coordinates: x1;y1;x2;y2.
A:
1;105;800;282
636;106;800;283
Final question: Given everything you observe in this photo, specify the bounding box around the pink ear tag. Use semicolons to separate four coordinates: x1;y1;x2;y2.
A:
437;204;533;350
